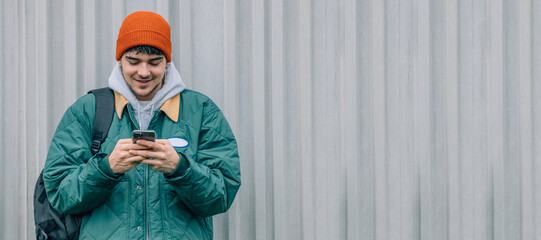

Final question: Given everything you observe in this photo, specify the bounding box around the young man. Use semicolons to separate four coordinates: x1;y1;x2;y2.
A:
43;11;241;239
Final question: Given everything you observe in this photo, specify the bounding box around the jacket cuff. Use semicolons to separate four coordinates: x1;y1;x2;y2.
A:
97;154;123;178
164;153;189;179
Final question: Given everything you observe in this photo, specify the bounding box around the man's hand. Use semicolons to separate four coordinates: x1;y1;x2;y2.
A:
108;139;148;174
130;139;180;174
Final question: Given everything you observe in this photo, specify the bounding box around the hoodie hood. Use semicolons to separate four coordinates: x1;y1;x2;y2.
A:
108;62;186;129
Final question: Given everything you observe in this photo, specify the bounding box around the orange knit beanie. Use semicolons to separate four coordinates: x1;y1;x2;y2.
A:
116;11;172;62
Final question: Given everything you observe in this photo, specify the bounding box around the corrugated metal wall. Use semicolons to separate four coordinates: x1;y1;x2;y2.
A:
1;0;540;239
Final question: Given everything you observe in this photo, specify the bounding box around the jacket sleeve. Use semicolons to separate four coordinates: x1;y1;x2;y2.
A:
43;95;123;214
165;101;241;217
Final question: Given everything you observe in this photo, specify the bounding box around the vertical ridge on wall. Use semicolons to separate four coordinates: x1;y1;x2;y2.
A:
263;2;275;239
2;0;21;239
486;0;503;239
357;1;375;239
82;0;97;91
96;0;115;88
24;0;38;227
372;0;388;239
64;0;77;102
47;0;63;133
75;0;84;95
178;0;192;87
503;0;521;238
298;0;314;239
429;0;449;239
36;0;49;171
270;0;286;238
532;0;541;237
341;0;359;239
486;1;496;239
518;1;534;239
458;1;475;238
445;0;460;238
323;0;343;239
0;12;4;237
415;0;431;239
285;0;303;237
0;0;4;235
312;0;328;239
26;0;47;236
252;0;266;240
236;1;256;239
385;0;415;238
221;0;238;239
18;0;28;238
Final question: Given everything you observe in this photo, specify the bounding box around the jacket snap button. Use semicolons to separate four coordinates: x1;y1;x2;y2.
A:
137;226;142;231
137;186;142;190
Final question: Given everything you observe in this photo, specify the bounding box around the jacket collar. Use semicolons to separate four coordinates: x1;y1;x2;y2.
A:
114;91;180;122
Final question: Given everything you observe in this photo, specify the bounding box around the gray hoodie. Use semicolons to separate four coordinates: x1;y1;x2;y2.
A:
108;62;186;130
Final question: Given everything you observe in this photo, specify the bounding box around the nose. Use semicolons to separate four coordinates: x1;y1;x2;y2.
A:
137;64;151;78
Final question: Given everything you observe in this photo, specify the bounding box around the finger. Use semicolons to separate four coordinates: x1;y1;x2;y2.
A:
135;139;159;149
124;155;145;164
155;140;176;153
130;149;155;159
116;139;145;151
117;138;134;144
156;139;171;146
139;140;171;153
114;141;129;150
130;143;155;150
141;159;161;165
128;149;144;157
131;150;167;160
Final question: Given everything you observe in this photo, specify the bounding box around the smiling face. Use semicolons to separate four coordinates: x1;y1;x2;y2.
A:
119;51;167;101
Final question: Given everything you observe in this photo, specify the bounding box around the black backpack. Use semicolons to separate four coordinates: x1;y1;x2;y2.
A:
34;88;114;240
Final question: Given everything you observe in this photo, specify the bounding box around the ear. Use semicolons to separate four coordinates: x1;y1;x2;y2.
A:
117;55;123;65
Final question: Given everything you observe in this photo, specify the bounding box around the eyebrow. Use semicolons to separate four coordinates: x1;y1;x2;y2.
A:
125;56;164;61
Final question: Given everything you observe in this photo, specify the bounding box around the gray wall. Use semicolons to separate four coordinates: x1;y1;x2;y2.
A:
1;0;540;239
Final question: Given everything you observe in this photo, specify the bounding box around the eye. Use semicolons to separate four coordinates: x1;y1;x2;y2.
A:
149;61;161;66
128;61;139;65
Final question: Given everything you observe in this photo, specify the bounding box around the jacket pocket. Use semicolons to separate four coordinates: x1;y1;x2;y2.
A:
80;203;123;239
162;182;193;238
80;179;129;239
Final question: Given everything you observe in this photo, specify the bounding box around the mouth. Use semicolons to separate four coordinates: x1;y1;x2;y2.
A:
134;78;153;86
135;79;152;83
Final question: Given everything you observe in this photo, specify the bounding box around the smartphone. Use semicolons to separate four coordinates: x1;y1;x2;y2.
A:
132;130;156;143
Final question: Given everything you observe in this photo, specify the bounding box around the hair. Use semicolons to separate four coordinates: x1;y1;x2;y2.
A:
123;45;165;58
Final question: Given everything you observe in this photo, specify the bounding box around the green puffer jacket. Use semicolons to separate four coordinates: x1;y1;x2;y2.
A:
43;89;241;240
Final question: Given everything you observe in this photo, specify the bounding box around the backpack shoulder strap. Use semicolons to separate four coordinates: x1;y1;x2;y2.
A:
34;88;114;240
88;87;115;155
